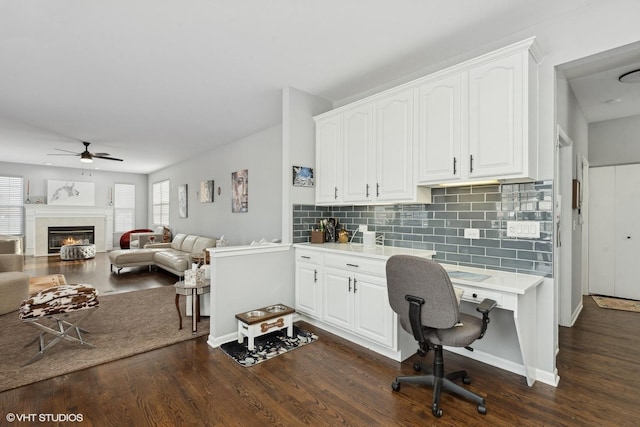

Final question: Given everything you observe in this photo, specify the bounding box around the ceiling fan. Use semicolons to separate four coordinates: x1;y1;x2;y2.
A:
48;141;123;163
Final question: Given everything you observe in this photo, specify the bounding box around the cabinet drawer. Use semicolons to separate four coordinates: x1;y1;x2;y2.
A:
296;249;320;264
457;286;503;307
323;253;386;277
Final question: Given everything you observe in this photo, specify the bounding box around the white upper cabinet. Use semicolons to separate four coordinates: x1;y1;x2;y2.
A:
342;104;374;203
375;89;415;202
467;51;526;179
315;89;429;206
315;38;541;199
416;72;463;183
315;115;343;204
417;39;540;185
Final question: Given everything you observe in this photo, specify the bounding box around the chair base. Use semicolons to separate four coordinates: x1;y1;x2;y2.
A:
392;345;487;417
22;308;97;364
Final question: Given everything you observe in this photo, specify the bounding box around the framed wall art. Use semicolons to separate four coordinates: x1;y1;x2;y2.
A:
200;180;214;203
47;180;95;206
178;184;188;218
232;169;248;213
293;166;314;187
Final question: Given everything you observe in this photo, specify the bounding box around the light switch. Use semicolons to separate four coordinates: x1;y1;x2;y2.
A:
506;221;540;238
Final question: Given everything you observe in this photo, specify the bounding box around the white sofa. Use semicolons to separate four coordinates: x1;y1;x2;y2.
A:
109;233;218;277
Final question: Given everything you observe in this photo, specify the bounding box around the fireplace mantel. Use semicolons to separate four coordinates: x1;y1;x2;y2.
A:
25;205;114;256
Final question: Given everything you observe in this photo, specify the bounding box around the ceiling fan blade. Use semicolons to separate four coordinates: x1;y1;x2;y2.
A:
93;155;123;162
54;148;80;154
48;153;79;156
93;152;110;157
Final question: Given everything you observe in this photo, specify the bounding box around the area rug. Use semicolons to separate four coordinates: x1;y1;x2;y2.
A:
0;285;209;393
28;274;67;295
592;295;640;313
220;326;318;367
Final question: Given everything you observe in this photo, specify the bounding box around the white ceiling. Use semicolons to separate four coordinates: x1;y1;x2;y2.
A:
0;0;633;174
561;42;640;123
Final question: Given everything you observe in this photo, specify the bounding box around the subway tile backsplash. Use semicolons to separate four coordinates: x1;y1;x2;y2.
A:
293;181;553;277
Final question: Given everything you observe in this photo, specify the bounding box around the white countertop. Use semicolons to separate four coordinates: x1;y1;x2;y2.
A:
293;242;543;294
293;242;436;261
442;264;543;294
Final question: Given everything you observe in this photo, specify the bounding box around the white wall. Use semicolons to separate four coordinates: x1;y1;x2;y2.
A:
0;161;148;244
589;115;640;166
556;75;589;326
281;87;332;243
147;124;283;246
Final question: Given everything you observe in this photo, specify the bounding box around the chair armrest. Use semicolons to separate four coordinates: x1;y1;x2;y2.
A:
476;298;497;315
475;298;497;339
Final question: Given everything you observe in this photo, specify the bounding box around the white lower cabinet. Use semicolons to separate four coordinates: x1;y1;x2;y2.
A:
322;267;393;347
294;250;321;318
293;245;435;361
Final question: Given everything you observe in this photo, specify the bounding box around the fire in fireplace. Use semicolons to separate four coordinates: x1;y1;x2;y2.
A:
48;226;95;254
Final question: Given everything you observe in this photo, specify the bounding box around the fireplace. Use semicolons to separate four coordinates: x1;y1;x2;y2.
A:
48;226;95;254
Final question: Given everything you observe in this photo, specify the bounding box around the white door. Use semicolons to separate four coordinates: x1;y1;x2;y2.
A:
588;167;615;296
614;164;640;300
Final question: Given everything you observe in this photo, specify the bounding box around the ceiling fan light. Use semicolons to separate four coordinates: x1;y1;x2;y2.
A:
80;153;93;163
618;69;640;83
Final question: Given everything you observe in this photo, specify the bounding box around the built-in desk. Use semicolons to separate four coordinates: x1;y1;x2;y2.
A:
443;265;543;386
293;243;545;386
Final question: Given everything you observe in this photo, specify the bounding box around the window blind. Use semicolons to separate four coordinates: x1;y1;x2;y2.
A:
152;180;170;226
0;176;24;235
114;183;135;232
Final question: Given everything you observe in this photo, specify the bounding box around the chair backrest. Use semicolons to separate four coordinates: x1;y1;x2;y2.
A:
386;255;460;332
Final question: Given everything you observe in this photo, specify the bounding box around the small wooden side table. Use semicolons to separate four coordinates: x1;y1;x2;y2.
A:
175;279;210;334
235;304;295;350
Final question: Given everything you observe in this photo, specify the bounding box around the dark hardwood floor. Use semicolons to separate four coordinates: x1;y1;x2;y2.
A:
1;253;639;426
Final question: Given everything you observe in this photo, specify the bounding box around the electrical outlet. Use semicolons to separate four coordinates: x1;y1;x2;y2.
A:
464;228;480;239
358;225;368;232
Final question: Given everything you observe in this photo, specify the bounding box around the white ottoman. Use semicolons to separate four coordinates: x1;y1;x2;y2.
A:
60;244;96;260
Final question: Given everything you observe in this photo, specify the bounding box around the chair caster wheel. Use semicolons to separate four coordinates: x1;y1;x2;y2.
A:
432;404;442;418
413;362;422;372
477;404;487;415
463;375;471;385
391;381;401;392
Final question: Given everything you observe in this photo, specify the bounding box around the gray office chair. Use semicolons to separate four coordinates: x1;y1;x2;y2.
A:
386;255;497;418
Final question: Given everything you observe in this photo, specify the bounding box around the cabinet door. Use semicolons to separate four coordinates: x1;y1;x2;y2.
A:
315;115;342;204
468;51;524;178
295;262;321;318
353;273;394;347
322;268;353;330
614;164;640;300
343;105;374;203
376;89;414;201
416;73;463;184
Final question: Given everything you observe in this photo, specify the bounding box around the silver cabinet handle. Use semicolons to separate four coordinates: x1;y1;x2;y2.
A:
353;278;358;293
